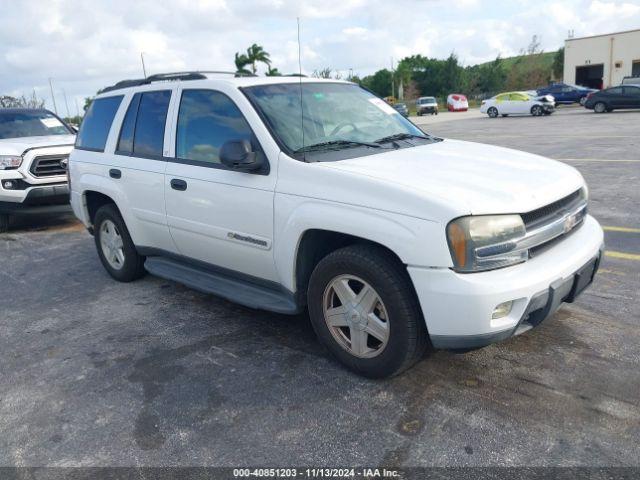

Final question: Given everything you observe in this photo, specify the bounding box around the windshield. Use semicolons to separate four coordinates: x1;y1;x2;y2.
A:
420;97;436;104
243;83;427;159
0;110;71;140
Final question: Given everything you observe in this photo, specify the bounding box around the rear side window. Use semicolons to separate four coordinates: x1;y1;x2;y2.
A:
76;96;123;151
176;89;259;166
132;90;171;158
608;87;623;95
116;93;141;154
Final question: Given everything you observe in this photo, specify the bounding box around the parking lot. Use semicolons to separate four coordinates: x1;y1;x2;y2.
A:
1;107;638;467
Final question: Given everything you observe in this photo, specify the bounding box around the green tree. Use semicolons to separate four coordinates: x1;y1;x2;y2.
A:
234;52;251;75
265;66;281;76
245;43;271;74
552;47;564;80
361;69;393;97
312;67;333;79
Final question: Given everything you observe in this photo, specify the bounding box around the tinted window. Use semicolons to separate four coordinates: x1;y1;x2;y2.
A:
624;87;640;97
133;90;171;158
607;87;623;95
76;96;123;151
176;89;259;165
117;93;141;154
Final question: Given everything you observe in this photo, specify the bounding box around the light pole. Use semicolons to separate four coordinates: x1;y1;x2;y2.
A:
141;52;147;78
48;78;58;115
62;89;71;118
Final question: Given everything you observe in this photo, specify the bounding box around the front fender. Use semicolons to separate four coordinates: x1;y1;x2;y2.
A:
273;193;452;292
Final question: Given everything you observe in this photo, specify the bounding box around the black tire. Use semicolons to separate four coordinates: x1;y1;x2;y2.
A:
501;114;508;117
487;107;498;118
417;111;422;116
0;214;9;233
594;102;607;113
307;244;428;378
93;204;145;282
531;105;543;116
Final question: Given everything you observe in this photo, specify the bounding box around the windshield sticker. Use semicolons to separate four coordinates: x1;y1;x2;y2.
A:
40;117;63;128
368;98;397;115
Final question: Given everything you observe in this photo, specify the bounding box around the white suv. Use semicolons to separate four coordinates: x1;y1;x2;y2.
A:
69;72;604;377
0;108;75;232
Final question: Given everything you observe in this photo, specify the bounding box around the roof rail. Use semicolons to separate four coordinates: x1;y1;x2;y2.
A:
99;70;258;93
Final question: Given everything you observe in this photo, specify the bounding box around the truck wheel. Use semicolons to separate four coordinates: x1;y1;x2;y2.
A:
93;204;145;282
0;214;9;233
307;244;428;378
594;102;607;113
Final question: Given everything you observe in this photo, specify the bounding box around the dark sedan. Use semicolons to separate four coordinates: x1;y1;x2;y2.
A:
584;85;640;113
392;102;409;117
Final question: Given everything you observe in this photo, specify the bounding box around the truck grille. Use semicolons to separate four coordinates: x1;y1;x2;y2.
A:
521;189;584;229
29;154;68;177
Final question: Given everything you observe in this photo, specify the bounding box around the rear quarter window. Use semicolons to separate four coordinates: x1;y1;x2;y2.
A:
76;96;123;151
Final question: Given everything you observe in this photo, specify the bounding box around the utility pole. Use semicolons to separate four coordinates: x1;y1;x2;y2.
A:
140;52;147;78
48;78;58;115
74;97;80;118
62;89;70;118
390;57;395;99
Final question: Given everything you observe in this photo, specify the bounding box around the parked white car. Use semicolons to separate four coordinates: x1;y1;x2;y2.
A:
0;108;74;232
481;92;555;117
69;73;603;377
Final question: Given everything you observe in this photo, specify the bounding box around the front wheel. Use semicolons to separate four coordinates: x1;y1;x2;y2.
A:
531;105;543;116
307;244;428;378
94;204;146;282
594;102;607;113
0;214;9;233
487;107;498;118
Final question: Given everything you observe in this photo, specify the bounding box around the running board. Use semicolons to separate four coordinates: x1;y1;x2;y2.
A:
144;256;300;315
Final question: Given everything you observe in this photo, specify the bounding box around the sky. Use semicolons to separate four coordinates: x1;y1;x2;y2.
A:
1;0;639;116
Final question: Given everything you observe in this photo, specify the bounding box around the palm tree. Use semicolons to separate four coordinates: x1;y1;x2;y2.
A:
265;66;281;77
234;52;251;75
245;43;271;74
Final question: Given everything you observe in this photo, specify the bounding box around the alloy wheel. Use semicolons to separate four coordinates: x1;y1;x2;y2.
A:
323;275;390;358
99;219;125;270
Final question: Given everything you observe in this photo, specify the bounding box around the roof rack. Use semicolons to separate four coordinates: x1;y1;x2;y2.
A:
99;70;258;93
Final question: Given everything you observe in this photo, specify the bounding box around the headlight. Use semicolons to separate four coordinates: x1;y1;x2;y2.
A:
446;215;527;272
0;155;22;170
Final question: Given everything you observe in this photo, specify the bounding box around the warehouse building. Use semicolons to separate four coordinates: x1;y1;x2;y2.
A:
564;29;640;89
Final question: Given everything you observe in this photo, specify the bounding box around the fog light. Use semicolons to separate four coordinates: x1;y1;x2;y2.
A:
2;180;14;189
492;301;513;319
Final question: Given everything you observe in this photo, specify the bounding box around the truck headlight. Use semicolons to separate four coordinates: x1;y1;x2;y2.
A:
446;215;527;272
0;155;22;170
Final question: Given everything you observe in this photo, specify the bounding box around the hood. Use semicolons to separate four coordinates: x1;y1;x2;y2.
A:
0;135;76;156
317;139;584;216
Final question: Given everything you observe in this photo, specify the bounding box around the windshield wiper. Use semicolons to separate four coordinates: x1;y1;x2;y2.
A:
294;139;381;153
374;133;430;144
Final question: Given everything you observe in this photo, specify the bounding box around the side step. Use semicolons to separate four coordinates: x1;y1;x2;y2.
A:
144;256;300;315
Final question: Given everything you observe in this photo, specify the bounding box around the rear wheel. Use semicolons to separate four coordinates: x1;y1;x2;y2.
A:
0;214;9;233
307;244;428;378
94;204;146;282
531;105;543;116
594;102;607;113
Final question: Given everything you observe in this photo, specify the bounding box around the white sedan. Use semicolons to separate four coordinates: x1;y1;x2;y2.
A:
481;92;555;118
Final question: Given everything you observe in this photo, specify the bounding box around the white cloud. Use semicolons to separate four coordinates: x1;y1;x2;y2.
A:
1;0;639;114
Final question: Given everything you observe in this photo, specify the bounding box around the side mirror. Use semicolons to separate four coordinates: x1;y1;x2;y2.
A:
220;139;262;171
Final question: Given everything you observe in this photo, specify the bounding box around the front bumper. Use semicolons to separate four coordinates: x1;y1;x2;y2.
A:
0;182;70;214
542;103;555;113
419;106;437;113
408;215;604;349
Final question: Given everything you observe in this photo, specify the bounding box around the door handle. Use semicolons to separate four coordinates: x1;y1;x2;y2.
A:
170;179;188;191
109;169;121;179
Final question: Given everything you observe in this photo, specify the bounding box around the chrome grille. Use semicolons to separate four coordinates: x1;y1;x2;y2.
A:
474;189;587;262
30;154;68;177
